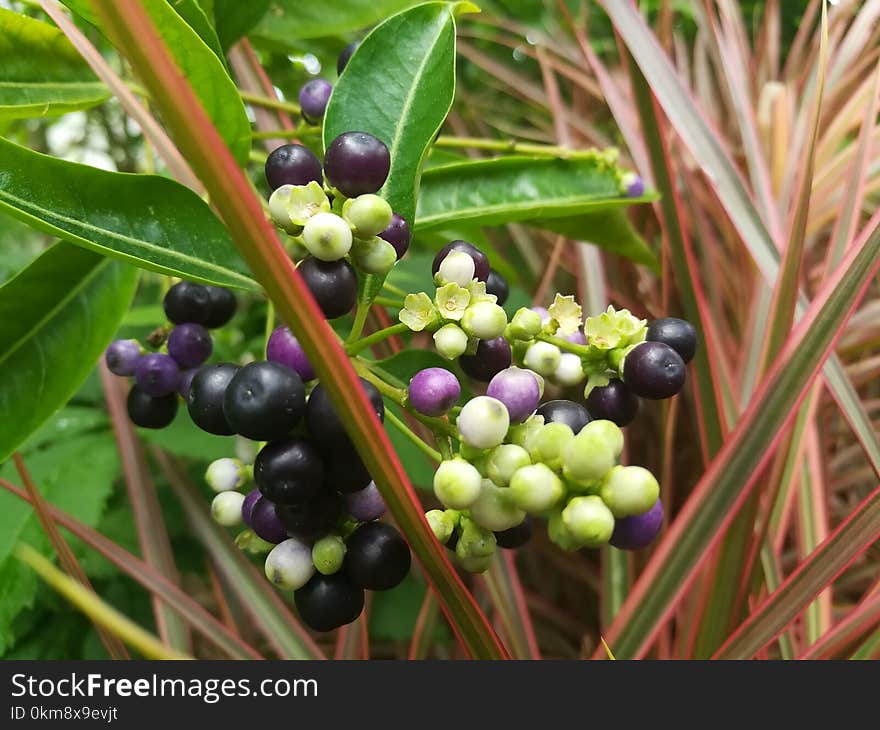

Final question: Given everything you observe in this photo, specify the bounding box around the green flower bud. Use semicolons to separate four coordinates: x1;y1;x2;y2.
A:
433;457;482;510
553;352;585;387
525;422;574;471
342;194;393;238
600;465;660;518
457;395;510;450
580;419;624;459
487;444;531;487
469;480;526;531
524;341;562;376
547;509;582;551
461;301;508;340
456;516;497;559
302;211;353;261
205;457;248;492
562;431;617;487
312;534;346;575
509;463;565;514
211;491;245;526
351;236;397;275
264;538;314;590
433;323;469;359
435;250;475;287
425;509;457;544
508;307;543;340
562;495;614;547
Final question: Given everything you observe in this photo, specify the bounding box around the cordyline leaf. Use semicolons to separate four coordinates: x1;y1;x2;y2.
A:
0;8;108;119
596;212;880;659
91;0;508;659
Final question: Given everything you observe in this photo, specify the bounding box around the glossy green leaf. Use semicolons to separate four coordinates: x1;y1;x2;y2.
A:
62;0;250;162
0;9;107;119
253;0;417;44
213;0;271;49
324;2;470;227
0;137;258;290
167;0;227;66
0;243;137;464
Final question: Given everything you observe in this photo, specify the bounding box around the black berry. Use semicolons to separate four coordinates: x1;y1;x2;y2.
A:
536;399;591;433
186;363;240;435
306;378;384;450
459;337;512;382
163;281;211;325
495;516;532;549
203;286;237;329
378;213;411;260
623;341;687;400
431;240;490;282
323;443;372;494
254;436;324;506
337;40;360;75
223;361;305;440
646;317;697;363
277;491;344;542
323;131;390;197
485;268;509;305
585;378;640;427
345;522;411;591
126;386;177;429
297;256;358;319
264;143;323;191
294;572;364;632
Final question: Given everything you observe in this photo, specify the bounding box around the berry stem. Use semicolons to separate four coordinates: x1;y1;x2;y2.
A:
384;408;442;463
346;299;373;345
263;300;275;355
433;135;603;160
239;90;301;115
345;322;410;354
374;295;405;309
536;332;590;357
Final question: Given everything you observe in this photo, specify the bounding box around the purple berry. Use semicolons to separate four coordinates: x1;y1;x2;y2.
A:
585;378;640;427
250;498;288;544
167;323;212;368
323;131;390;197
345;482;386;522
626;175;645;198
531;306;551;325
646;317;697;363
431;240;490;282
105;339;141;376
486;367;540;423
408;368;461;416
177;368;198;399
610;499;663;550
134;353;180;396
623;341;686;400
565;329;587;345
264;143;323;191
241;488;261;527
266;325;315;380
378;213;411;260
337;40;360;75
298;78;332;123
459;337;512;382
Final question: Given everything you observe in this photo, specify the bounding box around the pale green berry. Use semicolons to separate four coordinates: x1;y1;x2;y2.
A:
460;301;508;340
312;534;346;575
268;181;329;233
268;185;301;234
456;516;496;559
524;341;562;376
508;307;542;340
342;194;392;238
509;463;565;514
469;480;526;531
562;495;614;547
211;491;245;526
433;323;469;359
301;211;352;261
547;509;582;551
264;538;314;590
433;458;482;510
351;236;397;275
525;422;574;471
600;465;660;518
205;457;247;492
580;419;624;459
507;414;545;448
457;396;510;450
459;554;493;573
554;352;585;386
425;509;457;544
436;250;475;287
487;444;531;487
562;431;617;486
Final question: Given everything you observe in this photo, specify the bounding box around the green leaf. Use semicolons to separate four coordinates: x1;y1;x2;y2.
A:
253;0;418;44
0;8;108;119
0;137;258;290
167;0;227;67
324;2;467;226
0;244;137;464
213;0;271;49
62;0;250;163
415;155;653;232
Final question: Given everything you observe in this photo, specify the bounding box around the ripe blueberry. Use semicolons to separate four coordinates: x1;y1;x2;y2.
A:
623;341;687;400
646;317;697;363
264;143;323;191
459;336;512;382
294;572;364;632
254;436;324;506
323;131;390;197
126;386;177;429
223;361;305;441
297;257;358;319
535;399;591;433
186;363;240;435
344;521;411;591
585;378;640;427
431;240;490;282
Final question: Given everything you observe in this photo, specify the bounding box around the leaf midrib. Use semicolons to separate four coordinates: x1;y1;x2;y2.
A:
416;194;633;225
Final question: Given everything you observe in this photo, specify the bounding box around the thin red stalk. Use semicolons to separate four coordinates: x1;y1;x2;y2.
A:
92;0;507;660
501;550;540;659
799;592;880;660
409;590;439;659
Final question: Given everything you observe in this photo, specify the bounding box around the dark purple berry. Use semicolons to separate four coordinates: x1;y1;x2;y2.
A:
610;499;663;550
323;131;390;197
345;482;385;522
297;257;358;319
250;497;288;544
223;361;305;441
306;378;384;450
134;353;180;396
167;323;212;368
495;516;532;549
646;317;697;363
378;213;411;260
337;40;360;75
277;491;344;542
105;339;141;376
264;143;323;191
294;572;364;632
203;287;237;329
459;337;512;382
186;363;239;435
163;281;211;325
408;368;460;416
266;325;315;380
623;341;687;400
585;378;640;427
126;386;177;429
431;240;490;282
344;522;410;591
485;269;509;305
298;78;332;123
254;436;323;506
536;399;591;433
177;367;198;399
323;444;372;494
241;488;261;527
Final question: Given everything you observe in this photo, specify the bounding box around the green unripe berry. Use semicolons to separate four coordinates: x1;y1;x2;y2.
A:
211;491;245;526
600;465;660;518
562;431;617;487
508;307;543;340
461;301;508;340
205;457;248;492
525;422;574;471
507;414;545;448
433;458;482;510
425;509;457;544
562;495;614;547
554;352;585;386
469;480;526;531
457;396;510;450
459;554;493;573
342;194;392;238
547;509;582;551
524;341;562;376
435;251;475;287
487;444;531;487
312;534;346;575
268;181;330;233
456;516;496;559
351;236;397;275
264;538;314;590
509;463;565;514
580;419;624;458
433;323;469;359
301;211;353;261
